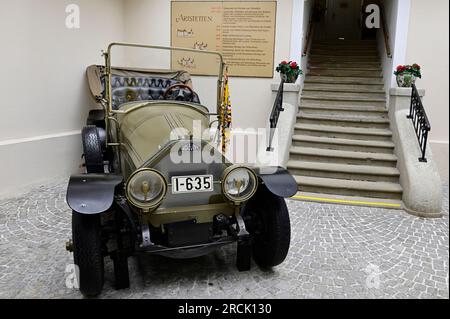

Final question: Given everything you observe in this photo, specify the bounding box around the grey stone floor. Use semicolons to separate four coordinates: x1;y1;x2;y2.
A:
0;179;448;299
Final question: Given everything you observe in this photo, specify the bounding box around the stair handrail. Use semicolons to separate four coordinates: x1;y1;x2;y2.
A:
378;2;392;58
267;79;285;151
407;84;431;162
302;10;315;57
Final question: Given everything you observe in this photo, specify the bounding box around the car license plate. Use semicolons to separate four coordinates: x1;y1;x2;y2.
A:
172;175;214;194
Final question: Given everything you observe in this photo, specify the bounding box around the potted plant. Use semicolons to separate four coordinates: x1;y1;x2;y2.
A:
276;60;302;84
394;63;422;87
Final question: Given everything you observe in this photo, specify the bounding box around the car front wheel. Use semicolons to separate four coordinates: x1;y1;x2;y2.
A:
72;212;104;297
243;186;291;268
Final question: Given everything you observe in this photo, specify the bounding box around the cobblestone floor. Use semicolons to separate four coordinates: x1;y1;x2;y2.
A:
0;179;448;299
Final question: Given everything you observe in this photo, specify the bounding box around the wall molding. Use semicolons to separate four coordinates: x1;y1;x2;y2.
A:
430;140;450;145
0;130;81;147
0;131;82;198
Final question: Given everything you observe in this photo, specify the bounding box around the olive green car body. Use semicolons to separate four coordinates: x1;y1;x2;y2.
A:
66;44;296;297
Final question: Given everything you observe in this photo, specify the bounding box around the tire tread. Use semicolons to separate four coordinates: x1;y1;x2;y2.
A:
72;212;104;297
82;126;104;173
245;187;291;268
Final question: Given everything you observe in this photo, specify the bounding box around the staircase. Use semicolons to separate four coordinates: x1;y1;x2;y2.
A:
288;40;403;204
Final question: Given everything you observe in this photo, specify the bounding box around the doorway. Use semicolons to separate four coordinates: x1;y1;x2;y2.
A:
313;0;363;41
326;0;362;39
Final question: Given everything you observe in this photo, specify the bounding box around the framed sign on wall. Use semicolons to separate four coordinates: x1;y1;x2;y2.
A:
171;1;277;77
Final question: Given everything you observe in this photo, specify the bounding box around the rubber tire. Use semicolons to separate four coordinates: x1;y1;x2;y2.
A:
243;186;291;268
86;109;105;128
82;126;104;173
72;212;104;297
113;254;130;290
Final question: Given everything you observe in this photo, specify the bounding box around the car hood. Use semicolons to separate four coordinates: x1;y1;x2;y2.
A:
118;101;210;170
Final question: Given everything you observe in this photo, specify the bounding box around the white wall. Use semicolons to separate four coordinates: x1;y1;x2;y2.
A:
299;0;313;88
0;0;295;196
405;0;449;183
378;0;398;98
0;0;125;140
0;0;125;197
378;0;448;183
290;0;304;65
123;0;294;131
0;0;446;196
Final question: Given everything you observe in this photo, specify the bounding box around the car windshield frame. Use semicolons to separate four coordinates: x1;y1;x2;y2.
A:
104;42;226;116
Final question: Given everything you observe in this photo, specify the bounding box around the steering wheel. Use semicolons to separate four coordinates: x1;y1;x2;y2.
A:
163;84;196;102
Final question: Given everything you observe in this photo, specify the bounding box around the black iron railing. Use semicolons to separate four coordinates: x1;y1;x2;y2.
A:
267;79;285;151
407;84;431;162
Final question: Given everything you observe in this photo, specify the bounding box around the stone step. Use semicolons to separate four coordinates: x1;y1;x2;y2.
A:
292;135;395;154
302;90;386;100
301;95;386;107
309;55;381;62
297;112;390;129
305;76;384;85
293;175;403;200
288;160;400;183
294;123;392;141
289;146;398;167
302;93;385;101
292;191;403;210
309;65;382;72
310;49;379;56
313;39;378;46
307;69;383;78
309;61;382;69
311;45;379;52
300;104;388;117
302;84;385;94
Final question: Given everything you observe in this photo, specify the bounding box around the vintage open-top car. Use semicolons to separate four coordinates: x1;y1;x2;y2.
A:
66;43;297;297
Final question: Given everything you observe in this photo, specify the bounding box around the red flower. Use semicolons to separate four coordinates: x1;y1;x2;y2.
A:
412;63;420;70
280;61;288;65
397;65;404;71
290;61;298;69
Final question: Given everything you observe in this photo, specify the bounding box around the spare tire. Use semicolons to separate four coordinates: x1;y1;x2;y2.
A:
82;126;104;173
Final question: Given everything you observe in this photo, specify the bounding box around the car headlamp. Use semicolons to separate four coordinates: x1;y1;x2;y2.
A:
126;168;167;210
222;166;258;203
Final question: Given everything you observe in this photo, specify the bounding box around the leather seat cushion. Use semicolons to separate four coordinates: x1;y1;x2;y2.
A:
108;75;200;109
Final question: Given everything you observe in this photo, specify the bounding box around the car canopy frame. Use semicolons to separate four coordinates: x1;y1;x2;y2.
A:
100;42;226;148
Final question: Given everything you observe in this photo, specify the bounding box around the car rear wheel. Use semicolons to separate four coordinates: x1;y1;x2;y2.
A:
72;212;104;297
243;186;291;268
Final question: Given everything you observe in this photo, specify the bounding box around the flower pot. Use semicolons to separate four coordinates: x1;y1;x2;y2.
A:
396;73;416;87
280;72;299;84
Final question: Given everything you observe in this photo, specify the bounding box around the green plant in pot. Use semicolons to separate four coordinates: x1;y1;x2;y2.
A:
276;60;302;84
394;63;422;87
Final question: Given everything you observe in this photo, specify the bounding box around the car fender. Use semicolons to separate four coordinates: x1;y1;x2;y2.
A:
67;174;123;214
253;167;297;198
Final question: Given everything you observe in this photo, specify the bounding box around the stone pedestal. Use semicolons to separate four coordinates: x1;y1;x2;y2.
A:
389;88;443;217
256;83;300;168
270;82;301;109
